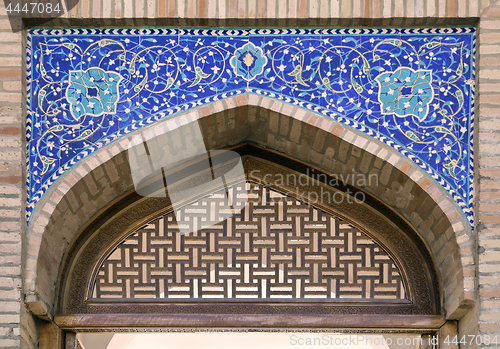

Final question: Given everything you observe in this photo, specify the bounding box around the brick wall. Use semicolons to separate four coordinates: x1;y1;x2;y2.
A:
478;3;500;347
0;1;497;349
0;5;22;349
63;0;489;21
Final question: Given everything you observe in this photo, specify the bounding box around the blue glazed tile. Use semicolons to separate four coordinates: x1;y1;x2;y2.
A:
26;27;477;229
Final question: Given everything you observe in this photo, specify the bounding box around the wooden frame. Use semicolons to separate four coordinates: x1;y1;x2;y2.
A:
41;320;454;349
54;314;446;330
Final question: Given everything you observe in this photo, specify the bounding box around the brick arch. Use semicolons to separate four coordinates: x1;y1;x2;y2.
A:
24;94;474;323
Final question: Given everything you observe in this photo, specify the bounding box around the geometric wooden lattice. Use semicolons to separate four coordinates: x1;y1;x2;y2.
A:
92;182;407;300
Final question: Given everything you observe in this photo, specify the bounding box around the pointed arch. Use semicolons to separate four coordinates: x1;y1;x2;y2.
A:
24;95;474;326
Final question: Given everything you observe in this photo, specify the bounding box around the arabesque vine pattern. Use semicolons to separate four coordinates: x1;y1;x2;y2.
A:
26;28;475;226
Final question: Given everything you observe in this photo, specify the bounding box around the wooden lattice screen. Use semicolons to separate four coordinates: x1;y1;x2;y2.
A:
91;182;407;300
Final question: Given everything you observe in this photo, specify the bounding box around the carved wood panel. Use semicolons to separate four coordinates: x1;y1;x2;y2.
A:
91;182;407;301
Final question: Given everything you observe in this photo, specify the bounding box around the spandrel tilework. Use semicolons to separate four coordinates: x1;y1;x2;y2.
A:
26;28;476;227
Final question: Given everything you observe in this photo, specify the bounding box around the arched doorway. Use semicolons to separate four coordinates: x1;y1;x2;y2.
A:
30;103;469;348
47;143;444;348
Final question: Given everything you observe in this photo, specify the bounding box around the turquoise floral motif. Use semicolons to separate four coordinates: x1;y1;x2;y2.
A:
230;42;268;82
375;67;434;122
66;68;123;120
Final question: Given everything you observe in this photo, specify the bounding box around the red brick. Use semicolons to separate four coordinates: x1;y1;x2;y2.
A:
447;0;456;17
480;156;500;167
480;227;500;237
363;0;370;17
236;94;246;106
481;56;500;66
480;20;500;30
481;203;500;212
480;121;500;131
228;0;237;17
480;94;500;105
480;168;500;178
479;132;500;142
446;210;459;222
201;106;212;116
479;33;500;45
0;162;21;172
0;105;21;115
199;0;206;18
400;161;411;174
482;6;500;17
0;127;21;136
0;222;20;231
331;124;344;137
479;68;500;80
159;0;166;17
2;81;21;91
298;0;307;16
319;118;333;132
257;0;265;17
168;0;175;16
481;180;500;190
479;107;500;117
0;93;21;103
0;176;21;185
480;83;500;93
306;114;319;126
479;275;500;285
186;0;196;17
238;0;246;18
479;323;500;333
463;268;475;278
480;215;500;224
420;178;432;190
429;187;441;201
0;69;21;79
480;44;500;55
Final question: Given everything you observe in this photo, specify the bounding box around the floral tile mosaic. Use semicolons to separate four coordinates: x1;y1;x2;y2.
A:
26;27;476;227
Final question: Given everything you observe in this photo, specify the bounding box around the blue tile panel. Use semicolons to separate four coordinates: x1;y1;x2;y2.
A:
26;27;476;227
